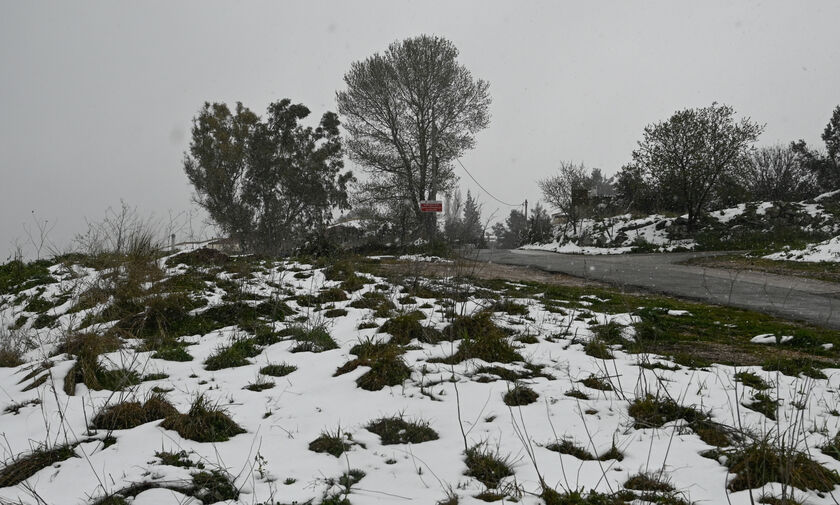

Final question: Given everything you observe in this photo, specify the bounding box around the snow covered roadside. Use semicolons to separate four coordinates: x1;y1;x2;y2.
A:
764;236;840;263
1;254;840;504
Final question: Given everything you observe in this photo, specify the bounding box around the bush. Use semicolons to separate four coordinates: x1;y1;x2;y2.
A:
464;444;513;489
502;383;539;406
92;394;178;430
366;415;439;445
204;337;261;370
160;396;245;442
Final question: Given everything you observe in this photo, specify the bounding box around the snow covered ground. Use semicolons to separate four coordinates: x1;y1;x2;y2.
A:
764;235;840;263
524;192;839;256
1;252;840;504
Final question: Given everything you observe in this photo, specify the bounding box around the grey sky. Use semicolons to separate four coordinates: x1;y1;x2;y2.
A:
2;0;839;259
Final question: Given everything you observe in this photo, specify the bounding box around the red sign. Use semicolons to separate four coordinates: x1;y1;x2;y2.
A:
419;200;443;212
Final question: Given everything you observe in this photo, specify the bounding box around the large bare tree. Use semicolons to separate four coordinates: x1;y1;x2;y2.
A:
336;35;491;239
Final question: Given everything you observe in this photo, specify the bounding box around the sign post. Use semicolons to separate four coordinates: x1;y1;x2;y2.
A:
419;200;443;213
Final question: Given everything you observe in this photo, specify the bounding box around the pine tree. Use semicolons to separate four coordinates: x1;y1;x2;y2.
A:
462;191;485;247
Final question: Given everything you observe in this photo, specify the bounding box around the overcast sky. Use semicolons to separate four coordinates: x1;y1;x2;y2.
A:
2;0;839;259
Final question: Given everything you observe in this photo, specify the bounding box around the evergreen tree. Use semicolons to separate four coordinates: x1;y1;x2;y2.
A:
462;190;485;247
183;99;353;255
525;203;552;244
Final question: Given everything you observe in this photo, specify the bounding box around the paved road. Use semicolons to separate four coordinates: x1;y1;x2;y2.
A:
474;249;840;329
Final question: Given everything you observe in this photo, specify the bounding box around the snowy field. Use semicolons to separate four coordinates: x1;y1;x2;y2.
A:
1;251;840;504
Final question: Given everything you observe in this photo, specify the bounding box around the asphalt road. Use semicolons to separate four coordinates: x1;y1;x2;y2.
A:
473;249;840;329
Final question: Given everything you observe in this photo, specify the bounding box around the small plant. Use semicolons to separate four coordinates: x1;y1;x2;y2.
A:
0;443;77;487
464;444;514;489
624;473;674;492
545;438;623;461
260;362;297;377
714;437;840;492
155;450;205;469
434;313;522;364
160;395;245;442
744;392;779;420
564;389;589;400
379;311;441;345
502;383;539;406
580;375;612;391
762;358;827;379
287;323;339;353
244;376;275;391
366;415;439;445
335;339;412;391
309;427;353;457
92;394;178;430
152;345;193;362
628;394;730;447
584;339;614;360
734;370;771;390
204;337;261;370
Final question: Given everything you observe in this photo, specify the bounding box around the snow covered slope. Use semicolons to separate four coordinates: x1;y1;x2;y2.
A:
1;252;840;504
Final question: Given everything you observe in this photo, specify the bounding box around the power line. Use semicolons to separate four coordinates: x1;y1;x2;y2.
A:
455;158;521;207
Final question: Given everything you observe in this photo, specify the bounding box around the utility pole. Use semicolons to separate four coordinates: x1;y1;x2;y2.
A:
524;199;528;222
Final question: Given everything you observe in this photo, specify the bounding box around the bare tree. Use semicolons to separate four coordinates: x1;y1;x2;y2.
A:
336;35;491;239
740;144;817;202
632;103;763;228
537;161;591;234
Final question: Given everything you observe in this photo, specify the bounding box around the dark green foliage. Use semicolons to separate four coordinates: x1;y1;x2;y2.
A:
92;394;178;430
191;470;239;503
366;415;439;445
488;299;528;316
565;389;590;400
0;444;76;487
715;438;840;492
628;394;730;447
584;340;614;360
165;248;230;268
762;358;828;379
580;375;612;391
160;396;245;442
502;383;539;406
155;450;205;469
380;312;441;345
287;324;338;353
334;339;411;390
244;378;275;391
464;444;514;489
591;322;627;345
324;308;348;318
183;99;352;255
204;337;261;370
822;432;840;461
624;473;673;492
0;259;55;295
435;313;522;364
546;439;623;462
260;362;297;377
744;393;778;420
309;428;352;457
152;345;193;362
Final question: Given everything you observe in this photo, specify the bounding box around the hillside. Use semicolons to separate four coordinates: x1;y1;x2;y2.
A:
1;249;840;504
524;191;840;257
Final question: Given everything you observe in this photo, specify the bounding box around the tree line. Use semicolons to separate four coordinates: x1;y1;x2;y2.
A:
182;33;840;255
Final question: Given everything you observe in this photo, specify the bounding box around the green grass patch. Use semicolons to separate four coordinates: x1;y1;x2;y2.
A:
366;415;439;445
464;444;514;489
734;371;771;390
204;337;261;370
160;396;245;443
286;324;338;353
260;362;297;377
628;394;731;447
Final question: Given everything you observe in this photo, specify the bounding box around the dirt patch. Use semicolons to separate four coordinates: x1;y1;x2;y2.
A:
379;258;608;288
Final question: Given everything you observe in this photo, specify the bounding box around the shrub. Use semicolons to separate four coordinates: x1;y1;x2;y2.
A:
366;415;439;445
204;337;261;370
629;394;731;447
503;384;539;406
92;394;178;430
260;363;297;377
716;438;840;492
380;312;441;345
309;428;353;457
464;444;514;489
287;324;338;353
160;396;245;442
0;443;76;487
434;313;522;365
